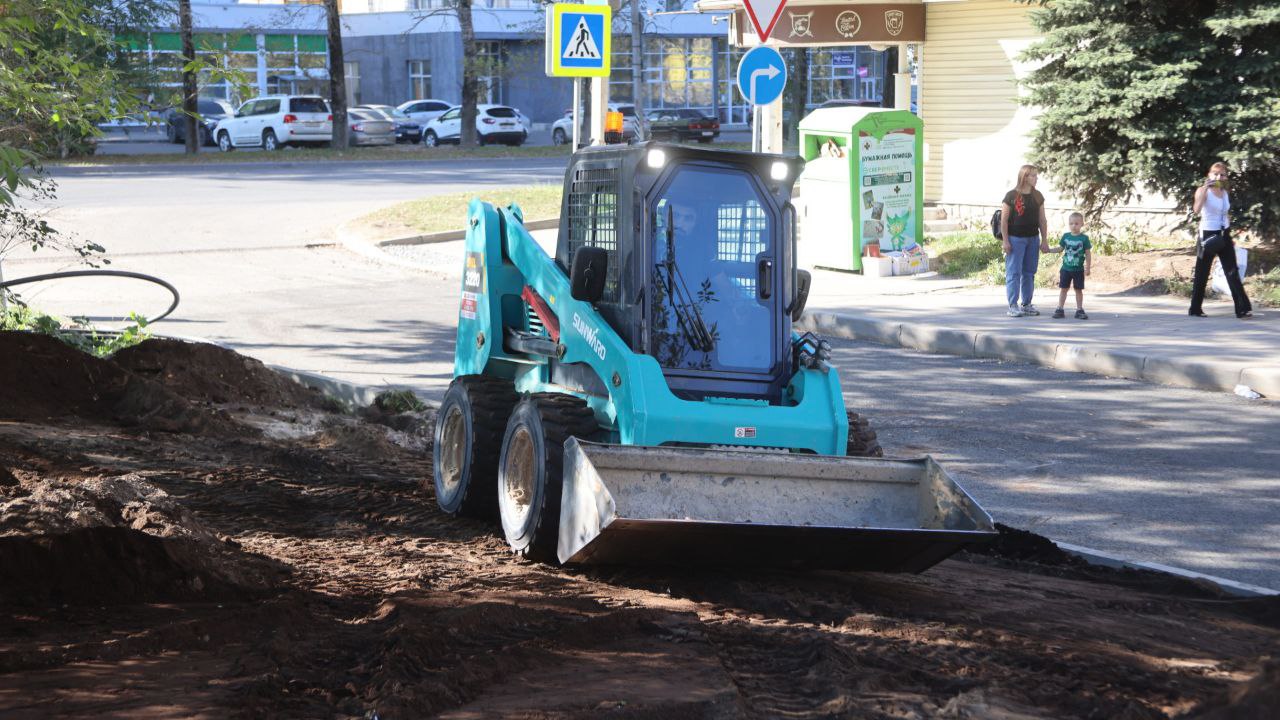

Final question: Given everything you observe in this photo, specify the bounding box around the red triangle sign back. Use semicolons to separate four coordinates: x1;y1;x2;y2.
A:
743;0;789;42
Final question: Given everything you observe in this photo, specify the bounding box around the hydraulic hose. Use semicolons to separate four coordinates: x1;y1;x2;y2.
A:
0;269;180;324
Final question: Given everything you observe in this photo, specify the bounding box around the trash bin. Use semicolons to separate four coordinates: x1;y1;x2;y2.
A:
797;108;924;272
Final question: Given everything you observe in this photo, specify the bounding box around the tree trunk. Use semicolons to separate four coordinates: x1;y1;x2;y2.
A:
178;0;198;154
789;48;809;141
457;0;479;146
325;0;348;149
630;0;643;112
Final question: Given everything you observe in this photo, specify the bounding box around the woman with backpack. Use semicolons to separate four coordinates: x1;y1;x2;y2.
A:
999;165;1051;317
1188;161;1252;318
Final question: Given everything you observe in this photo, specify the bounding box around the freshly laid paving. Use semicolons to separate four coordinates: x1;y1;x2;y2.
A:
1;332;1278;718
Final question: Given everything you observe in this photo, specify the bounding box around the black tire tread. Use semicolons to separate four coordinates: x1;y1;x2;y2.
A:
511;393;597;562
433;375;517;517
846;410;883;458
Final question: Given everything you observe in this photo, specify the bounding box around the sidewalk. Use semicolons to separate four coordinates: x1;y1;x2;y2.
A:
801;270;1280;398
346;223;1280;398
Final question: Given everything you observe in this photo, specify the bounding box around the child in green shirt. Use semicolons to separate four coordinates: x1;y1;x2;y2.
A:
1047;212;1093;319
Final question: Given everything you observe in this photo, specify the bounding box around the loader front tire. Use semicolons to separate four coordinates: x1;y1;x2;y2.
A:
431;376;517;518
846;411;883;458
498;394;598;562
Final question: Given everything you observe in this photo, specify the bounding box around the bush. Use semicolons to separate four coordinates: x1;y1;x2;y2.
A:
1;304;150;358
373;389;427;414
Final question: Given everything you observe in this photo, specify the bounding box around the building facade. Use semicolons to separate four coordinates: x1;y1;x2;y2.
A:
126;2;329;103
338;1;891;124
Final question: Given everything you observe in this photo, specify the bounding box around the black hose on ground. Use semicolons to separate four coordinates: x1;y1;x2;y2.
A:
0;269;180;324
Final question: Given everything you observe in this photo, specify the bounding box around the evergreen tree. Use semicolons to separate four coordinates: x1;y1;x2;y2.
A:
1019;1;1280;241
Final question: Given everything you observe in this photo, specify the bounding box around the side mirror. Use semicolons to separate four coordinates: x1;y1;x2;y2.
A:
789;269;812;322
569;246;608;303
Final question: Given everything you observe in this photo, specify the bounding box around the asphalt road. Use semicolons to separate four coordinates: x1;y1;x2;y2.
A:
830;339;1280;592
10;156;1278;592
37;157;568;257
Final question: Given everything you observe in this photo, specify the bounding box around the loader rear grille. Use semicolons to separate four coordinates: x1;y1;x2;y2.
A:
566;165;621;303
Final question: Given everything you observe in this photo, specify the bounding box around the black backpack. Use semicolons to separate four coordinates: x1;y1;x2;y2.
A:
990;209;1003;239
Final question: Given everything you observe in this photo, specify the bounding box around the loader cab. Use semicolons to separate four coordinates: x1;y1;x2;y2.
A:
556;143;804;403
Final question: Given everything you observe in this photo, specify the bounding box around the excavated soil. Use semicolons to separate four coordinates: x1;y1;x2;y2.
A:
0;332;1277;719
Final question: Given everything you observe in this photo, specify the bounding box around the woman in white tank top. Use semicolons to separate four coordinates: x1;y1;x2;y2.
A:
1189;161;1252;318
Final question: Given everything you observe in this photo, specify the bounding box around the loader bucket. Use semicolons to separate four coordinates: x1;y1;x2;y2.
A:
558;440;996;571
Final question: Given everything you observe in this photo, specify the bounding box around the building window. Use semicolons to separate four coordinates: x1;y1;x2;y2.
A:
644;37;714;115
409;59;431;99
807;47;886;106
476;41;503;104
345;62;360;106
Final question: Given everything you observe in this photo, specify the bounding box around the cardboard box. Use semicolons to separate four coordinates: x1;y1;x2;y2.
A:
899;253;927;275
867;256;894;277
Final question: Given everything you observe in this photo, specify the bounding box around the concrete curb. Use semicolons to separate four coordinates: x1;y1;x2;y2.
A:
378;217;560;247
1055;541;1278;598
268;364;437;410
147;332;436;410
799;310;1280;397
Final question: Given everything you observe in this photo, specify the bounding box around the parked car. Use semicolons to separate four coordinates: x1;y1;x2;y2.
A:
396;99;452;130
421;104;527;147
346;108;396;147
645;108;720;143
165;98;235;146
515;108;533;133
213;95;331;151
354;104;422;143
550;104;645;145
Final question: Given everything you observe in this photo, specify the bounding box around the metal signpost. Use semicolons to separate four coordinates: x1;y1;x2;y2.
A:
545;2;612;148
736;0;789;153
735;45;787;153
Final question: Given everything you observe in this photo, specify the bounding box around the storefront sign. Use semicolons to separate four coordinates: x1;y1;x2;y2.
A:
734;3;925;47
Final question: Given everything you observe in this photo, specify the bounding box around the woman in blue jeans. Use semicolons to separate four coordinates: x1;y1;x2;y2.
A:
999;165;1051;317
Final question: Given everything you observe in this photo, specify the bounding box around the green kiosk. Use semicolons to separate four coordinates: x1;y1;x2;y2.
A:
797;108;925;273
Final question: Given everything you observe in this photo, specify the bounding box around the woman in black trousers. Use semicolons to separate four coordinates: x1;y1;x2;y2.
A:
1189;161;1252;318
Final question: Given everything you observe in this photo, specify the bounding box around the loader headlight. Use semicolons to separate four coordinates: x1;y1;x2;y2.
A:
647;148;666;168
770;161;789;181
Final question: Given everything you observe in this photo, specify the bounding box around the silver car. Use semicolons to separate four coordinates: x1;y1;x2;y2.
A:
346;108;395;146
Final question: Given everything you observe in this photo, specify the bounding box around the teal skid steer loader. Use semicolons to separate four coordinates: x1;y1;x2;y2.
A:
433;142;994;568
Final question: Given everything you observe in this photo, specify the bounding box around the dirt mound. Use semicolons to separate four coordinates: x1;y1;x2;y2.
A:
0;331;238;434
112;337;323;408
0;472;284;605
1188;659;1280;719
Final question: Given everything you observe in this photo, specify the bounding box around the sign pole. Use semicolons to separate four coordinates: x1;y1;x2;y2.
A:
762;94;783;154
544;1;612;147
590;76;608;146
572;78;583;149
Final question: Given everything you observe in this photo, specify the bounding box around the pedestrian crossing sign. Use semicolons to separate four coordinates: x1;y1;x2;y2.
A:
545;3;612;77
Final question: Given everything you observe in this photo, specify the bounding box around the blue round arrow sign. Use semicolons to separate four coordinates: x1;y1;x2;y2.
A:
736;46;787;106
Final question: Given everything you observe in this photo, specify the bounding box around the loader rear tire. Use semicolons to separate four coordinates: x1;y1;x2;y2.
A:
498;394;598;562
431;376;518;518
846;411;883;458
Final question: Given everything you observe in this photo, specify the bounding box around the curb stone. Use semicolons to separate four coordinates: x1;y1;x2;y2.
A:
801;310;1279;397
147;332;435;410
268;365;437;410
1055;541;1279;598
378;217;560;247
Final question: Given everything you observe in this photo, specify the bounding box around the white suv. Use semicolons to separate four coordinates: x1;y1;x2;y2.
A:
422;105;528;147
214;95;332;151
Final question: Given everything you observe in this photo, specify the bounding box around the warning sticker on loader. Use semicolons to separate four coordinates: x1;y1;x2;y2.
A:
464;252;484;292
461;251;483;320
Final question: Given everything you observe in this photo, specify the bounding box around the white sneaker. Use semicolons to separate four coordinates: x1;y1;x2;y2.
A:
1021;304;1040;316
1007;304;1024;317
